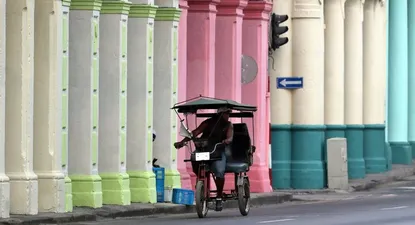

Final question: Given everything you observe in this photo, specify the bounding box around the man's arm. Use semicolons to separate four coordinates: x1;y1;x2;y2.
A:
222;123;233;145
178;120;208;143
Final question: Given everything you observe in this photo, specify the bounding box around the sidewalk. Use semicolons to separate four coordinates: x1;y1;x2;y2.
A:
0;192;293;225
1;163;414;225
279;162;415;201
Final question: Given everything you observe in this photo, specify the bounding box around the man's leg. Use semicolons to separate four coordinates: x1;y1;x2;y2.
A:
212;152;226;211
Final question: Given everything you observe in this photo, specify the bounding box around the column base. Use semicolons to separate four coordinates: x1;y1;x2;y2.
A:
345;125;366;179
9;173;38;215
390;141;413;165
65;176;73;212
178;168;192;189
248;166;272;192
291;125;326;189
325;125;346;139
165;169;181;188
37;173;65;212
270;124;291;189
385;142;392;171
363;124;387;173
128;171;156;203
70;175;103;208
100;173;131;205
0;174;10;218
410;141;415;159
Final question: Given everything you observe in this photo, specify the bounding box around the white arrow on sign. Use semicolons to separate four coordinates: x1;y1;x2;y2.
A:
280;79;302;87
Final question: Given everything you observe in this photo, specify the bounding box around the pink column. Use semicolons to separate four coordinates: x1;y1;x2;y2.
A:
177;0;192;190
187;0;220;188
215;0;247;102
241;0;272;193
215;0;247;191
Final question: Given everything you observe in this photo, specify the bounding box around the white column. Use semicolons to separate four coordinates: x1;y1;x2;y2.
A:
68;0;103;208
33;0;65;213
324;0;345;125
345;0;363;125
344;0;366;179
363;0;387;126
0;0;10;218
153;7;181;189
291;0;325;189
269;0;292;190
5;0;38;215
270;0;292;126
98;1;131;206
292;0;324;125
127;2;158;203
61;0;73;212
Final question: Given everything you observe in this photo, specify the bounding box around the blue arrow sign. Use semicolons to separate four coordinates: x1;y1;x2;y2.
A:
276;77;303;89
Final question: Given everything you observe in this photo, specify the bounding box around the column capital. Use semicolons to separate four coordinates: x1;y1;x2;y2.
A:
70;0;102;11
155;7;181;21
217;0;247;17
63;0;72;7
129;4;158;18
188;0;220;12
243;0;272;20
101;1;132;14
179;0;189;9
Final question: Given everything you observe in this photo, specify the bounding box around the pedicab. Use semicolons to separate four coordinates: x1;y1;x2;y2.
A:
171;96;257;218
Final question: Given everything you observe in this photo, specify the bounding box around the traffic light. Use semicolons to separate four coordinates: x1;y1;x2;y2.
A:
271;13;289;50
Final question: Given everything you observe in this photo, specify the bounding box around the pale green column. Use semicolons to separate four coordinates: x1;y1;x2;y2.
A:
62;0;73;212
127;3;158;203
153;7;182;189
0;0;10;218
33;0;66;213
68;0;103;208
5;0;38;214
98;0;131;205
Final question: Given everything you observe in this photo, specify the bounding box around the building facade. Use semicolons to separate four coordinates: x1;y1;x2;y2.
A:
0;0;271;217
271;0;415;190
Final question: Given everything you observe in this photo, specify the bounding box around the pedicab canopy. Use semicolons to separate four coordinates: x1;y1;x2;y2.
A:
172;96;257;114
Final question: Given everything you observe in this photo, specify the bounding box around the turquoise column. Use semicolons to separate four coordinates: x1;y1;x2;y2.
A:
408;0;415;159
291;125;326;189
388;0;412;164
271;125;291;189
346;125;365;178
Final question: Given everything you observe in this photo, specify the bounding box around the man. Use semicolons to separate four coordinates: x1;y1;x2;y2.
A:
174;107;233;211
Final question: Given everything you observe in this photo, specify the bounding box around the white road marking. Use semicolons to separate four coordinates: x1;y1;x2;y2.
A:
380;194;397;197
396;187;415;190
380;206;408;211
258;219;295;224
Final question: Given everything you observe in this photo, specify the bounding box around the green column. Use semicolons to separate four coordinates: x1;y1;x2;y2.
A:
99;0;132;205
127;4;158;203
62;0;73;212
153;7;182;189
69;0;103;208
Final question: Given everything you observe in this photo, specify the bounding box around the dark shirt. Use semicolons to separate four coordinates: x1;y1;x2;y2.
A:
200;117;230;145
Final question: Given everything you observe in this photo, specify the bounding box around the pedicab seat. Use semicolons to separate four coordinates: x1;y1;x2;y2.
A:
225;123;253;173
225;162;249;173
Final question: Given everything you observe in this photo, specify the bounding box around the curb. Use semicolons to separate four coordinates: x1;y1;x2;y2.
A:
349;166;415;192
0;193;293;225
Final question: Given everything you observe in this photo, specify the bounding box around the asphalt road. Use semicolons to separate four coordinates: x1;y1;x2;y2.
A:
67;181;415;225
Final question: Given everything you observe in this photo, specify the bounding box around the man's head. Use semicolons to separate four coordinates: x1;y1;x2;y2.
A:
217;107;231;121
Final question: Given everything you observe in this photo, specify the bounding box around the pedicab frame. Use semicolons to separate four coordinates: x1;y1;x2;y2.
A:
172;96;257;218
